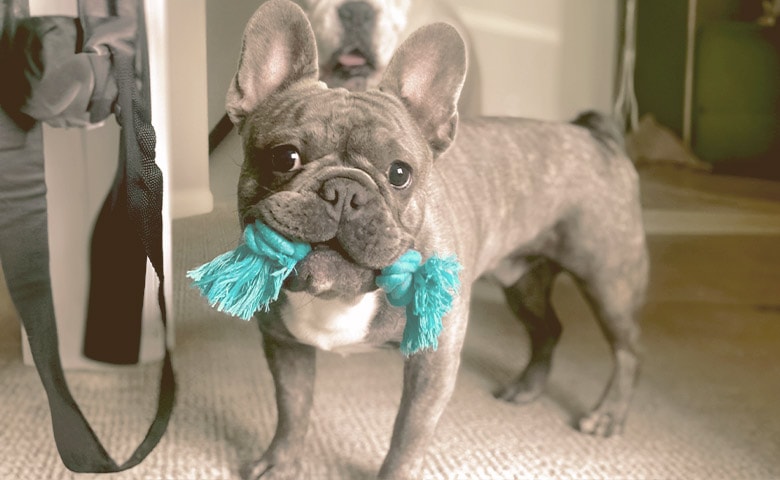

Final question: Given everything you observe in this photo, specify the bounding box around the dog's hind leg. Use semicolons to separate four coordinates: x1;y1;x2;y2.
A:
495;257;563;404
570;252;647;437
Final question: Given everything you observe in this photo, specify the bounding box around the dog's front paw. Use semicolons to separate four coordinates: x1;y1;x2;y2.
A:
240;458;303;480
577;409;625;437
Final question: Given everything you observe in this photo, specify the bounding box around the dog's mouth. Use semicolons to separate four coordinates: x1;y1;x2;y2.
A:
323;47;376;90
284;241;379;298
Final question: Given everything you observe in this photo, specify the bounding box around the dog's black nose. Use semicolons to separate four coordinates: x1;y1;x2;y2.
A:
338;1;375;29
318;177;368;219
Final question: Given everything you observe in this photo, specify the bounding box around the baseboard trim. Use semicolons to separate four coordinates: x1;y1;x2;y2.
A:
171;188;214;219
209;113;233;154
644;209;780;235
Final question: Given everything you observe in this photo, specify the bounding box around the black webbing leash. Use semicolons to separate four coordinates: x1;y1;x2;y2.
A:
0;0;175;472
95;48;175;471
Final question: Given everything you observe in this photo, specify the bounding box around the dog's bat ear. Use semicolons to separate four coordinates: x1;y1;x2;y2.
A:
379;23;467;158
226;0;319;129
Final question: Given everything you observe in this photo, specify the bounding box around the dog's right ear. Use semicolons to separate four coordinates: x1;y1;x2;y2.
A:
226;0;319;129
379;23;467;158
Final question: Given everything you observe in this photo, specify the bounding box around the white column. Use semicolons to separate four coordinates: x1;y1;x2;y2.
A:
20;0;207;368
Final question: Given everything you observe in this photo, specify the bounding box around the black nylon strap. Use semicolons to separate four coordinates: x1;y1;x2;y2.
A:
81;0;175;470
52;37;176;476
0;117;119;472
1;0;175;471
82;49;151;365
56;46;176;474
82;3;147;365
102;48;175;472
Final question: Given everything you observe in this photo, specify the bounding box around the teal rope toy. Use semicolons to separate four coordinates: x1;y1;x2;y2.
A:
187;221;311;320
187;220;461;356
375;250;461;355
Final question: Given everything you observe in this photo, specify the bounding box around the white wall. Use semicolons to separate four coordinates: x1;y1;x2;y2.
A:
206;0;260;131
560;1;619;119
449;0;617;120
163;0;213;219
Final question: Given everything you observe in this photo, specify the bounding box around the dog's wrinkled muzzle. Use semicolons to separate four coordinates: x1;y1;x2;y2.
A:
255;171;412;270
284;244;378;297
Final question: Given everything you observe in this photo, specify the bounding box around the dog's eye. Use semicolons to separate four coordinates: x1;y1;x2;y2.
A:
270;145;302;173
387;161;413;189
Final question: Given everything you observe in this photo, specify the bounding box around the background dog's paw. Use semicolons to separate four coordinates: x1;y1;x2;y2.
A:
241;458;302;480
577;410;625;437
494;382;544;404
494;370;548;405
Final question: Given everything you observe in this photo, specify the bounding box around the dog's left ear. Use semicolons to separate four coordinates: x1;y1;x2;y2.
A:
379;23;467;158
226;0;319;129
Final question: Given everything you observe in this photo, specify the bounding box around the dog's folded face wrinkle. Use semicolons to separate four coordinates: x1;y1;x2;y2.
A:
239;161;415;272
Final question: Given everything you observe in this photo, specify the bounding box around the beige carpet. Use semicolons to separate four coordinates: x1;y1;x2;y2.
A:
1;131;779;479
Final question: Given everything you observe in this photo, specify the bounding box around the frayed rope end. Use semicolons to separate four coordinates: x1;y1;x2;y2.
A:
187;221;310;320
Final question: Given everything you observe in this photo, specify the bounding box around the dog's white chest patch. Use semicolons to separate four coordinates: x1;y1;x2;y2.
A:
281;291;379;351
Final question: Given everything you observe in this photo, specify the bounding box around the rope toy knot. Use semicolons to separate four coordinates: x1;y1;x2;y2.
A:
188;221;461;356
376;250;462;355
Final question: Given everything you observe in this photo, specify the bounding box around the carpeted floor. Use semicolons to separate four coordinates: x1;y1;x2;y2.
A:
1;130;779;479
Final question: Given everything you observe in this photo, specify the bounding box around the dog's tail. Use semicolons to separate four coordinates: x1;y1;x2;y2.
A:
571;110;625;152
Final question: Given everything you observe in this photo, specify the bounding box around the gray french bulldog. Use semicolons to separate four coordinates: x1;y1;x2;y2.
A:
226;1;648;478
